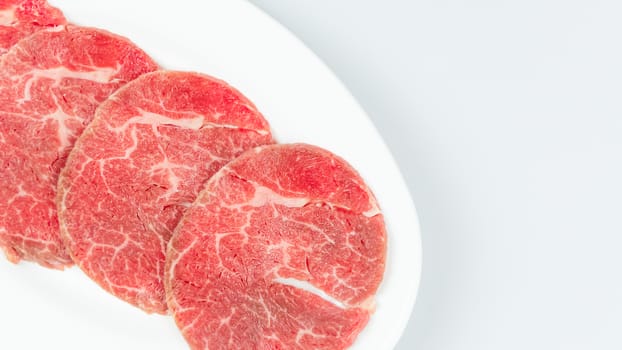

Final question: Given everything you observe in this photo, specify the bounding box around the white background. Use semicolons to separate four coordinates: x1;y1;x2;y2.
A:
248;1;622;349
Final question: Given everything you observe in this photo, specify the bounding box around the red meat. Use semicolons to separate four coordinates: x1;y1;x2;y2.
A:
0;25;158;268
57;71;273;313
166;144;386;350
0;0;66;55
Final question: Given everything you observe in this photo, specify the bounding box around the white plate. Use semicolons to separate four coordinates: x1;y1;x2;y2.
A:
0;0;421;349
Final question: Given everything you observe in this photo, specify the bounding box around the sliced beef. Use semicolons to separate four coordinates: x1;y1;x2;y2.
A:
0;25;158;268
0;0;66;55
57;71;273;313
165;144;386;350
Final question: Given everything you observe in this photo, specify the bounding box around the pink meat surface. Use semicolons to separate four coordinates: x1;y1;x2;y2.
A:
166;144;387;350
0;0;66;55
57;71;273;314
0;25;158;268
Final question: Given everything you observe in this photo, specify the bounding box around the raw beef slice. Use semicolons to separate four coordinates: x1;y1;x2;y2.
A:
166;144;387;350
0;0;66;55
0;25;158;268
57;71;273;313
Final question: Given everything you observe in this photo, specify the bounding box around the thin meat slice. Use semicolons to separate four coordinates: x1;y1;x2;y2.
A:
166;144;387;350
57;71;273;314
0;0;66;55
0;25;158;268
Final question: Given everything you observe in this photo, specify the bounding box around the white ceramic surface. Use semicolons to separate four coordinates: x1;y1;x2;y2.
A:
0;1;421;349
